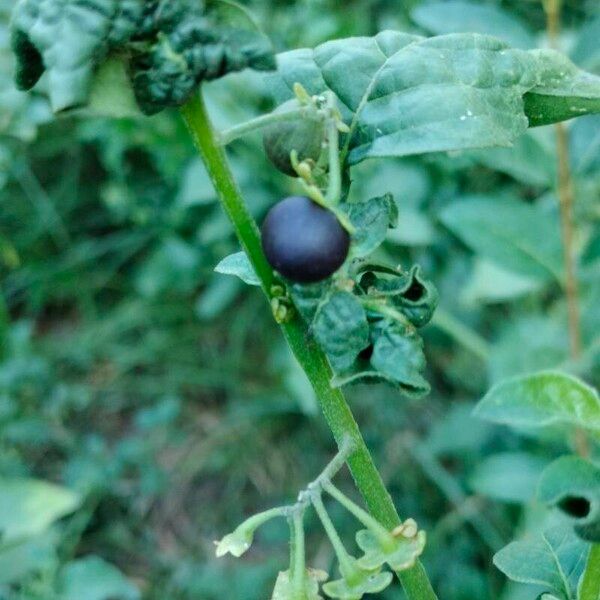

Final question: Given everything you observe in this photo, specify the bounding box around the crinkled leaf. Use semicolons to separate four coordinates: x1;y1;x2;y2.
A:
493;525;588;599
0;478;80;544
411;1;535;49
215;252;260;287
59;556;140;600
11;0;275;115
538;456;600;543
474;371;600;434
344;193;397;257
333;320;429;398
289;281;330;323
270;568;327;600
359;265;438;327
313;292;370;372
440;195;563;281
355;528;426;572
269;32;600;165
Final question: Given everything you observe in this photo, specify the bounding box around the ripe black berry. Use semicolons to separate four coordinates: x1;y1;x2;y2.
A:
261;196;350;283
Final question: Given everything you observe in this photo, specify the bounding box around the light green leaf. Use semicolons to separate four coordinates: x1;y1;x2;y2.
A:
0;478;80;543
270;32;600;165
461;259;542;305
313;292;370;372
356;528;426;572
494;525;589;599
0;532;57;585
439;195;562;281
469;452;548;503
59;556;140;600
412;1;535;49
538;456;600;543
474;371;600;434
215;252;260;286
323;569;392;600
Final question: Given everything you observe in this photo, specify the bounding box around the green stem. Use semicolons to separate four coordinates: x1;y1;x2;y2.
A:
290;511;306;600
323;481;393;547
324;93;342;206
180;90;437;600
579;544;600;600
312;493;359;583
219;106;306;146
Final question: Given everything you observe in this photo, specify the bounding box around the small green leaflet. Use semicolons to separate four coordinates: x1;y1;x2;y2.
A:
493;525;589;600
215;252;261;287
538;456;600;543
269;32;600;164
474;371;600;434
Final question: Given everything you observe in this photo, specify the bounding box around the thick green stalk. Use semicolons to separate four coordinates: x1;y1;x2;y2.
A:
580;544;600;600
180;91;437;600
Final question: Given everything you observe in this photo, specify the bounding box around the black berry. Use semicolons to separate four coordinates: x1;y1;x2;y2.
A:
261;196;350;283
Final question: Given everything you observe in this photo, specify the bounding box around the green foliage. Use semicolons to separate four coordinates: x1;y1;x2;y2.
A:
11;0;275;114
269;32;600;163
474;371;600;434
494;525;589;599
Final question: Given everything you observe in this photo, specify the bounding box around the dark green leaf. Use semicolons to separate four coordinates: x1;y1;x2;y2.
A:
313;292;370;372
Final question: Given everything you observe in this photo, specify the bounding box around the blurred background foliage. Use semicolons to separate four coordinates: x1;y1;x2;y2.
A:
0;0;599;598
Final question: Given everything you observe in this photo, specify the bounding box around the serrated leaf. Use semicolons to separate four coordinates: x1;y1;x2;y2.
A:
215;252;260;286
493;525;588;599
344;193;397;257
440;195;563;281
538;456;600;543
313;292;370;372
269;32;600;165
474;371;600;434
412;1;535;49
59;556;140;600
0;478;80;544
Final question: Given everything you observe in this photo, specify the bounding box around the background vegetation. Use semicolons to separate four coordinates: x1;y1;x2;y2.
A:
0;0;599;598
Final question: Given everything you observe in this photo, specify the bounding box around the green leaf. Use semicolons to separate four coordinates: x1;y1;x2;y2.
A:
11;0;275;115
538;456;600;543
359;265;439;328
344;193;397;257
322;568;392;600
289;281;330;323
0;478;80;544
313;292;370;372
412;1;535;49
474;371;600;434
0;532;57;585
439;195;563;281
215;252;261;286
493;525;589;599
469;452;548;503
525;50;600;127
59;556;140;600
270;32;600;164
338;319;429;398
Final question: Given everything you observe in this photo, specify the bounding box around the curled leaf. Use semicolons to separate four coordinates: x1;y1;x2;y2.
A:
271;568;328;600
322;568;392;600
